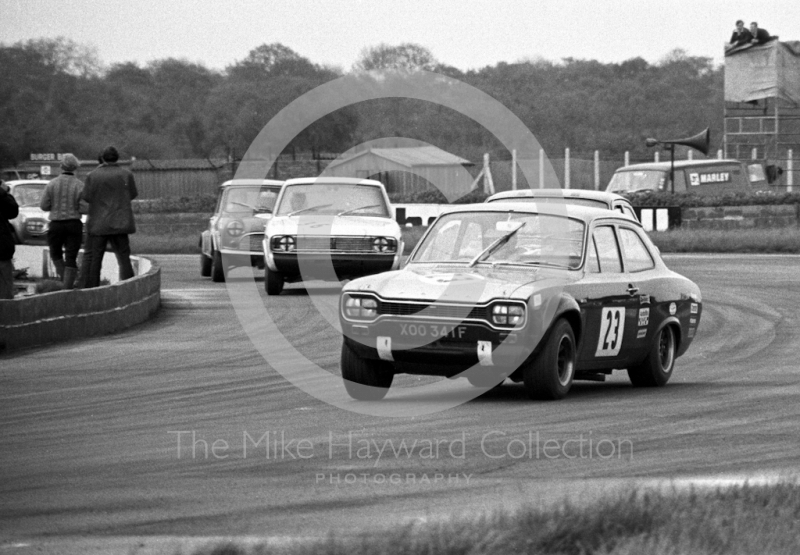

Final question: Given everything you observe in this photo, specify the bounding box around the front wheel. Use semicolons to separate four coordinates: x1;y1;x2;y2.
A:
265;267;284;295
211;250;225;282
523;318;576;400
200;253;212;277
341;342;393;400
628;325;675;387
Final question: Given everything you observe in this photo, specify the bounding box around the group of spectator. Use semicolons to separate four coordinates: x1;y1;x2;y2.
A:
727;21;775;51
0;146;138;299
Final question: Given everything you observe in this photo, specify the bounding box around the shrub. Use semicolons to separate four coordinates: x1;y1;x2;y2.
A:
132;194;218;214
627;190;800;208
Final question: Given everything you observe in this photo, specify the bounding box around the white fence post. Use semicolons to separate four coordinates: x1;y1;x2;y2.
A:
539;148;544;189
594;150;600;190
654;151;660;163
511;149;517;190
788;149;794;192
752;147;758;160
687;150;693;160
564;147;570;189
624;151;630;167
717;149;723;159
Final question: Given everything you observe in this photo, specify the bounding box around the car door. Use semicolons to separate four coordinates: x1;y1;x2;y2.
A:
574;224;639;370
616;224;661;363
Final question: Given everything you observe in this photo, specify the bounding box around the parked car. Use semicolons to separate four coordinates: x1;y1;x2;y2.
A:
6;180;50;244
486;188;639;221
338;203;702;400
606;159;766;195
200;179;284;282
263;177;403;295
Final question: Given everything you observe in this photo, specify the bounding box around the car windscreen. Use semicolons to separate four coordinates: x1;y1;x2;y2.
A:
220;186;281;215
607;170;666;193
489;196;608;210
275;183;390;217
412;211;585;269
11;184;45;207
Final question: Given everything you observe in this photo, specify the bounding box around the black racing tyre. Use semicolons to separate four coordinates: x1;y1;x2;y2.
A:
265;267;284;295
211;250;225;283
523;318;576;400
628;324;676;387
341;341;394;400
200;253;212;277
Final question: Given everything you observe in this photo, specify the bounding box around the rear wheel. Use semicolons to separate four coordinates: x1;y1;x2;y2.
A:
341;341;393;400
265;267;284;295
628;325;675;387
523;318;576;400
211;250;225;283
200;253;212;277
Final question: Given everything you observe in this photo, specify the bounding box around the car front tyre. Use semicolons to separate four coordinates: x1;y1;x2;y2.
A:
341;341;394;400
200;253;212;277
211;250;225;283
265;267;284;295
523;318;576;400
628;324;675;387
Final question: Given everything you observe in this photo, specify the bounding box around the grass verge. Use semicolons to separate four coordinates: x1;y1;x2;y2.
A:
190;482;800;555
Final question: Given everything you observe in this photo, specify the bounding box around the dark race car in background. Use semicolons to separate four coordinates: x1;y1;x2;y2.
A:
339;203;701;400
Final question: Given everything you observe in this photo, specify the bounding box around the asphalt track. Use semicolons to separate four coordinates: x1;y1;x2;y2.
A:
1;253;799;553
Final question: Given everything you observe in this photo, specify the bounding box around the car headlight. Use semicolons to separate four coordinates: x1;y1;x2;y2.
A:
226;220;244;237
271;235;296;252
343;295;378;321
372;236;397;253
492;303;526;328
26;220;46;233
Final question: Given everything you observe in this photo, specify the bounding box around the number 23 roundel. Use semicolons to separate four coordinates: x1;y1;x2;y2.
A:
596;307;625;357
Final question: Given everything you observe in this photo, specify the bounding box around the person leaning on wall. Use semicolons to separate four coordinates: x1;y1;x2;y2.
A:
39;153;86;289
0;179;20;299
80;146;138;288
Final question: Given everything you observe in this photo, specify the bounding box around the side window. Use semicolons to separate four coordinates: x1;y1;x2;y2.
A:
593;226;622;273
619;228;655;272
586;236;601;273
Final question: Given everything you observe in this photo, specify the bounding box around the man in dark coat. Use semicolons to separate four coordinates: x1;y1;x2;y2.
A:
80;146;138;288
728;20;753;48
1;179;20;299
749;22;775;45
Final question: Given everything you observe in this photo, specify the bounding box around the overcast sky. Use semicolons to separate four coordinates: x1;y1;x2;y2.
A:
1;0;796;71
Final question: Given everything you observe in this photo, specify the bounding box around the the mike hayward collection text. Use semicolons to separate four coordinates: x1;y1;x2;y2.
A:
168;430;634;462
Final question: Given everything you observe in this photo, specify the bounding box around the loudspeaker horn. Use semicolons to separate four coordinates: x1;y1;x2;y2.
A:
661;127;711;155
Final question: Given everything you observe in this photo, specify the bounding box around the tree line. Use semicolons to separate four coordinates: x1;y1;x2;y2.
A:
0;38;723;167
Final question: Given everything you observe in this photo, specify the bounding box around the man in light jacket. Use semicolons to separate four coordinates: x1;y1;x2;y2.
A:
80;146;138;288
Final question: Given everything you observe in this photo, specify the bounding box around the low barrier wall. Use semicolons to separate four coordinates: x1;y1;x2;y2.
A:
0;256;160;354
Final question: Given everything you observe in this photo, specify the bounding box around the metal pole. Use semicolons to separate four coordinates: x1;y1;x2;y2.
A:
670;144;676;194
717;149;723;159
788;149;794;193
655;151;660;163
511;149;517;190
624;151;630;167
594;150;600;190
539;148;544;189
564;147;570;189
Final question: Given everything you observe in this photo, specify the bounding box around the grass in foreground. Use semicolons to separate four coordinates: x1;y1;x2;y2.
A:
190;483;800;555
650;227;800;253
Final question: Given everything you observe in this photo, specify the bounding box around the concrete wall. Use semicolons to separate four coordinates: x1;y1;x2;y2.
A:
0;256;160;354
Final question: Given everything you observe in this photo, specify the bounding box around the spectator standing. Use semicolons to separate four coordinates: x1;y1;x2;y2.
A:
81;146;138;288
728;20;753;49
750;22;775;45
40;153;85;289
0;179;20;299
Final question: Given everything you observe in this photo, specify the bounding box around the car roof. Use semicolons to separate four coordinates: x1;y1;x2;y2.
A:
220;179;283;188
615;159;745;172
486;188;629;203
440;201;641;225
5;180;48;186
283;177;384;187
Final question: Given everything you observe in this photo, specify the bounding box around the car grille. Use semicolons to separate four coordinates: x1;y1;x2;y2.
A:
238;233;264;252
378;301;489;322
296;236;376;253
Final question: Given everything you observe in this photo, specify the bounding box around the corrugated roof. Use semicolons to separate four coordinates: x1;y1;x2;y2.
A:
327;146;471;169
